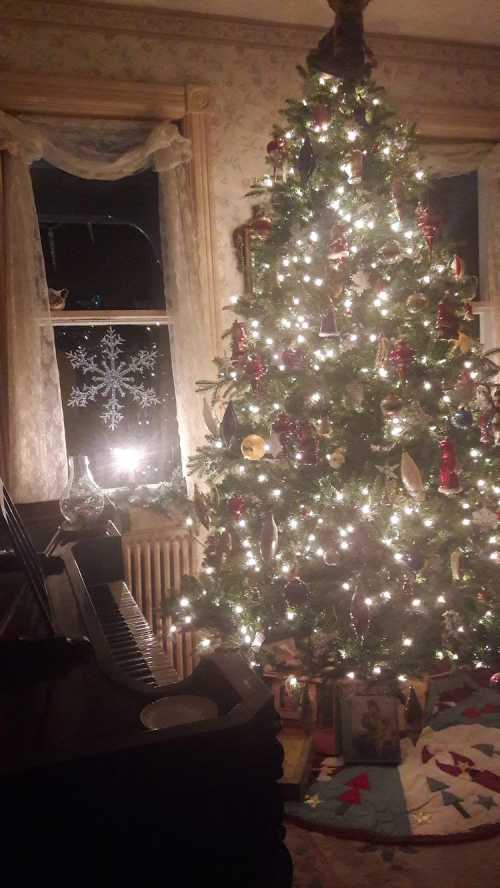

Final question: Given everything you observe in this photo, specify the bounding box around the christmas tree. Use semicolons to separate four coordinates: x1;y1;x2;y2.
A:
176;0;500;683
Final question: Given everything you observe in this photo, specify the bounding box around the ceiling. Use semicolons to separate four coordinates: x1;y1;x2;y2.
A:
94;0;500;46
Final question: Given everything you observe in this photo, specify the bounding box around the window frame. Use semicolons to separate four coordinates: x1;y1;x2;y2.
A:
0;72;220;345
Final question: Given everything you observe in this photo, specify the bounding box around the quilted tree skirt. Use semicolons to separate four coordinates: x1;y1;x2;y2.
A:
286;670;500;844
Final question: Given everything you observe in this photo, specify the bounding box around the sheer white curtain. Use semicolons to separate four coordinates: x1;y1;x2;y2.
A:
0;114;67;502
0;111;213;500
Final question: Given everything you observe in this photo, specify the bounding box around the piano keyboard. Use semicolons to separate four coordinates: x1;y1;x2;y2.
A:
88;581;177;690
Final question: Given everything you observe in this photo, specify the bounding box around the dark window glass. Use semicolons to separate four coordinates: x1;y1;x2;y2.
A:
428;172;479;278
32;164;164;311
428;171;480;335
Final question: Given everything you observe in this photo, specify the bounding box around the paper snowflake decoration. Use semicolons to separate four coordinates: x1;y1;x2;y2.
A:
67;326;160;431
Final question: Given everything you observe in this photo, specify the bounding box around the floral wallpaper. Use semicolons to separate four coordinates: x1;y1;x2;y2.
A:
1;2;500;324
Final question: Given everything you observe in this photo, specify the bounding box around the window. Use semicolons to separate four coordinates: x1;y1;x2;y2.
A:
429;172;479;281
428;172;480;336
32;163;182;488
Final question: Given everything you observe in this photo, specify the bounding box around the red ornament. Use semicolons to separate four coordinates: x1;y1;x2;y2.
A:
480;410;494;446
250;213;272;240
281;348;306;372
490;673;500;686
416;203;442;252
267;137;287;180
246;353;267;392
389;337;415;382
436;293;459;339
227;496;246;518
272;412;297;451
297;421;319;465
455;369;475;404
231;321;248;365
267;137;286;160
311;104;331;128
319;303;339;337
452;255;464;280
464;302;475;322
438;437;461;495
379;240;401;264
328;235;349;263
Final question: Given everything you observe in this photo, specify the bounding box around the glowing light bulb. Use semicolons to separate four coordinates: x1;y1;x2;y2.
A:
113;446;143;473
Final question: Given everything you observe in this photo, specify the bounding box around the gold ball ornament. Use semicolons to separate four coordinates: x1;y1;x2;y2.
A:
406;292;428;314
241;434;266;460
326;447;346;469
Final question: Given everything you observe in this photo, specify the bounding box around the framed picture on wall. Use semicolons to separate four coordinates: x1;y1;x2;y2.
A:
340;691;401;765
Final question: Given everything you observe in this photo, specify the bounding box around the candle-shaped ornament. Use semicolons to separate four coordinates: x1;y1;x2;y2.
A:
438;437;462;495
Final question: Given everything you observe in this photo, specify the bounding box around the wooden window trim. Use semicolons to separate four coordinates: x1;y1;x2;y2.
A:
49;310;172;327
0;72;220;348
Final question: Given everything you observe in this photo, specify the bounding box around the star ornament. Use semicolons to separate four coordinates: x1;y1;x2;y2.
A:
375;463;399;480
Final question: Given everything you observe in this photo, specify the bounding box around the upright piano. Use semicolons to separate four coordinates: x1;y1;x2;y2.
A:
0;486;292;887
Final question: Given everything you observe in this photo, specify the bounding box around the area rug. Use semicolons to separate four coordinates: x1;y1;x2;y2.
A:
286;821;500;888
286;670;500;843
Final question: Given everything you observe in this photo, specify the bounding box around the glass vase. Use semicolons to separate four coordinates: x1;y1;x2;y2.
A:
60;455;105;528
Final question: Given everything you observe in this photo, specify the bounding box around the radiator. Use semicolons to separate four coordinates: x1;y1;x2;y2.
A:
122;529;202;679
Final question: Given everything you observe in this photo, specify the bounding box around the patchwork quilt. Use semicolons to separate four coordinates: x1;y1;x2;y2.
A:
286;670;500;842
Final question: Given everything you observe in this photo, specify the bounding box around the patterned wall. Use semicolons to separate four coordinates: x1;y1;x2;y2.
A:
1;1;500;325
